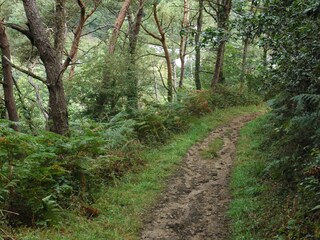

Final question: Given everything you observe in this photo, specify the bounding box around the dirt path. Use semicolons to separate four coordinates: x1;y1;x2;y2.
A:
140;114;258;240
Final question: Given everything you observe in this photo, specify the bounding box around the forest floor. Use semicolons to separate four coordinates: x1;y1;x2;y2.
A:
140;113;259;240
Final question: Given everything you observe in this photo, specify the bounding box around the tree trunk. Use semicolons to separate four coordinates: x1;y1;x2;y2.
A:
54;0;66;62
194;0;204;90
239;37;249;93
143;3;173;102
263;44;268;67
152;3;173;102
178;0;189;88
109;0;132;54
212;41;226;87
27;60;49;125
127;0;144;110
0;20;19;131
211;0;232;88
162;38;174;102
23;0;69;135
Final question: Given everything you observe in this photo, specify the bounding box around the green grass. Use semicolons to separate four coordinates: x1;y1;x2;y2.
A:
200;137;224;159
228;115;269;240
17;105;265;240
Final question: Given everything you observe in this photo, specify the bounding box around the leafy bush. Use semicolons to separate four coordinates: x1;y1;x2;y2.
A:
0;118;141;227
181;86;261;116
131;103;188;144
0;86;261;227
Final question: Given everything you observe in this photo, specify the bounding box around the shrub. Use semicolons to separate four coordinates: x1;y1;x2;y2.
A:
0;118;141;227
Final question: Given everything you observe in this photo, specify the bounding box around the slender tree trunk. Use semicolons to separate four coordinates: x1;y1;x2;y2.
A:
162;38;173;102
54;0;66;62
239;37;249;93
127;0;144;110
23;0;69;135
109;0;132;54
263;44;268;67
195;0;204;90
0;20;19;131
212;41;226;87
179;0;189;88
152;4;173;102
143;3;173;102
27;60;49;124
211;0;232;88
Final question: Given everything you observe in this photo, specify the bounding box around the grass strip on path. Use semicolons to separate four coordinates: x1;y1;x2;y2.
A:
228;115;269;240
19;105;265;240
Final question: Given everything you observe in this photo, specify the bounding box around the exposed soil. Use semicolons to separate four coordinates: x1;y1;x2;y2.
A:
140;114;258;240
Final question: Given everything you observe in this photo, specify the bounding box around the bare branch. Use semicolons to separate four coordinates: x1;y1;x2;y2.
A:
2;56;46;84
157;65;169;92
141;24;162;41
81;24;111;37
138;52;166;59
163;16;175;33
5;23;34;44
63;0;101;71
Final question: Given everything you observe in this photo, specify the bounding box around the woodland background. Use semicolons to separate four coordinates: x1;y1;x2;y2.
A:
0;0;319;239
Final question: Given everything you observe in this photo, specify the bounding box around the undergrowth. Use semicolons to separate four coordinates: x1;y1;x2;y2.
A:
15;105;264;240
230;114;320;239
0;86;262;238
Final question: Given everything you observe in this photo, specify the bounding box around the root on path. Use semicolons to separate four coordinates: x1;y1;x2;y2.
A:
140;114;258;240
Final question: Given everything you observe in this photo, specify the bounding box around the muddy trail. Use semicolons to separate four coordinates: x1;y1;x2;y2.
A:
140;114;258;240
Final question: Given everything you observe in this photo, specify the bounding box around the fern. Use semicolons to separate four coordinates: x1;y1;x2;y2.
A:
292;93;320;112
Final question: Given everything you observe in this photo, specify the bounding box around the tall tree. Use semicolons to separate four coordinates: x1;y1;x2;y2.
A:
178;0;190;88
109;0;132;54
127;0;144;109
142;3;174;102
7;0;100;135
205;0;232;88
22;0;69;135
237;0;259;93
194;0;204;90
0;20;19;131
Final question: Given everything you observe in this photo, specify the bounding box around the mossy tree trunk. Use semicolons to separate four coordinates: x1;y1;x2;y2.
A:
0;20;19;131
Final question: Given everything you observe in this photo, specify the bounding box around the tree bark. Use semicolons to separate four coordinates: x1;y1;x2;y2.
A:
154;3;173;102
212;41;226;87
127;0;144;110
0;20;19;131
23;0;69;135
142;3;173;102
66;0;100;80
109;0;132;54
27;60;49;125
54;0;66;62
211;0;232;88
162;37;174;102
239;37;249;93
178;0;189;88
195;0;204;90
239;0;257;93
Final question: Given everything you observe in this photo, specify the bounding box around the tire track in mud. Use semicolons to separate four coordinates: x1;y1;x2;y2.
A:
140;113;259;240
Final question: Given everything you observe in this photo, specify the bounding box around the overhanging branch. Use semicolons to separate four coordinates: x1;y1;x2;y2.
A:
3;56;46;84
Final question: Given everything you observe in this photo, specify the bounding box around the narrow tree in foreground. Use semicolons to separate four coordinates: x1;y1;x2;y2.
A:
142;3;174;102
178;0;190;88
109;0;132;54
22;0;69;135
205;0;232;88
14;0;99;135
0;20;19;131
194;0;204;90
238;0;259;93
127;0;144;109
